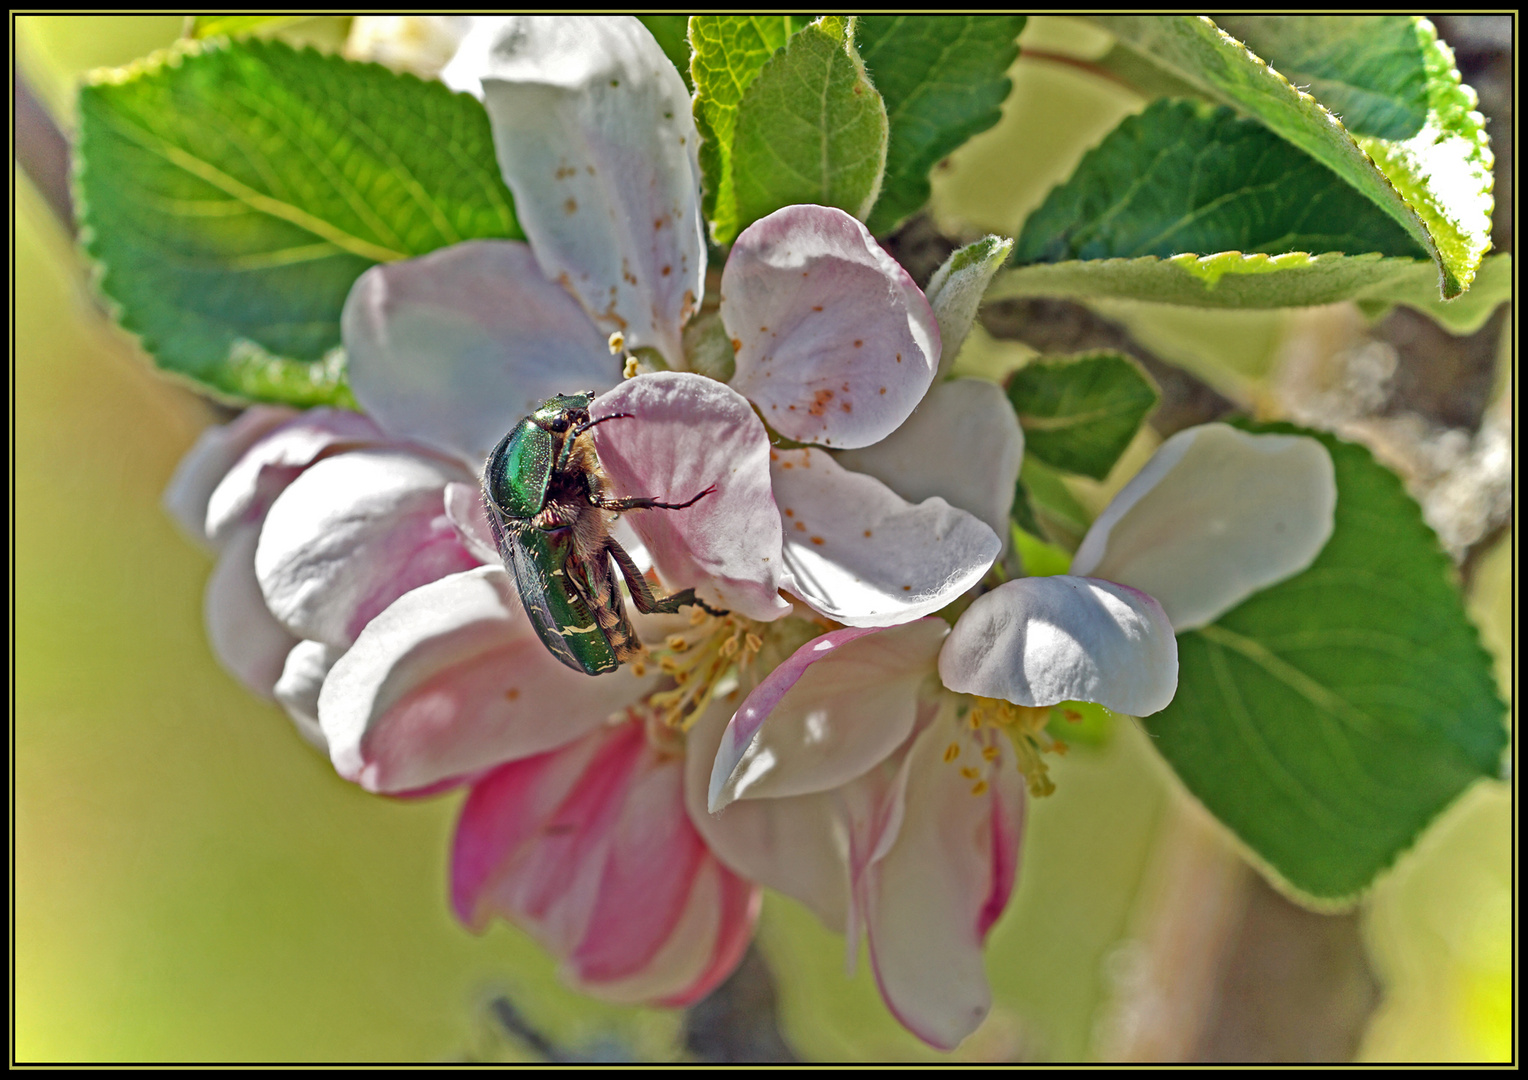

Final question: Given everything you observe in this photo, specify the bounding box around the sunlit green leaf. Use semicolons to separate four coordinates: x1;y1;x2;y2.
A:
76;38;519;406
1006;352;1159;480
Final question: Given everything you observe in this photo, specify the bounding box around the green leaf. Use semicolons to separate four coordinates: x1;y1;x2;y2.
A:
1011;520;1072;578
690;15;801;245
638;15;696;90
76;38;520;406
1017;457;1090;550
1006;352;1159;480
1094;17;1491;298
1146;427;1507;901
1046;700;1117;748
925;235;1013;376
991;252;1512;335
1014;99;1425;266
730;16;889;238
856;15;1026;235
1209;16;1428;140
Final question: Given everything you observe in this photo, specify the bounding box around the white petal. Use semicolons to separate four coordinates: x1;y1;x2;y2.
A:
862;710;1025;1051
205;524;298;698
443;481;501;565
708;621;948;810
683;702;851;933
772;448;999;627
204;409;386;544
343;240;620;462
345;15;473;78
1071;424;1337;630
319;566;650;793
163;406;296;549
924;236;1013;378
939;576;1178;715
449;16;705;365
723;205;939;448
835;378;1024;544
273;639;343;751
255;449;479;647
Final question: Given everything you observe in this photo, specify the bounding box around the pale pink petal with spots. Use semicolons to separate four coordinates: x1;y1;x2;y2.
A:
722;205;938;449
708;620;948;811
836;377;1024;543
592;372;792;622
255;449;481;648
1071;424;1337;631
446;16;705;365
939;576;1178;716
343;240;621;462
862;709;1026;1051
319;566;650;794
772;448;999;627
451;718;758;1005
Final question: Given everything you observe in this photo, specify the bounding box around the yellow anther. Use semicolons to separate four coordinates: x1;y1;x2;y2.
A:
631;661;647;678
981;745;1000;762
666;635;690;652
970;780;989;797
623;356;640;379
720;635;739;658
960;766;981;780
745;632;764;653
608;330;626;355
943;742;961;762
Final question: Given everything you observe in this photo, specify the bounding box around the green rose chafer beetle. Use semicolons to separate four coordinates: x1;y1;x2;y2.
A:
481;392;719;676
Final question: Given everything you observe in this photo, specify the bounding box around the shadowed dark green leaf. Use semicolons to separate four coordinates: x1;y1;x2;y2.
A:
1006;352;1159;480
76;38;520;406
690;15;801;245
731;16;888;236
856;15;1025;235
1017;457;1090;551
1146;427;1507;901
1094;17;1491;297
638;15;695;91
1014;99;1425;266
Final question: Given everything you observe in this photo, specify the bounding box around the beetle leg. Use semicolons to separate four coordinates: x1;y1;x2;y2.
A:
557;411;634;472
607;536;729;617
568;545;643;662
593;484;717;513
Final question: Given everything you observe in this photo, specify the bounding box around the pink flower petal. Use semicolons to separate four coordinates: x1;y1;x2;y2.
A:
164;406;296;548
684;703;853;935
708;620;948;811
453;719;758;1005
862;710;1026;1051
204;409;387;544
319;567;650;793
445;17;705;366
592;372;792;621
273;639;343;750
722;205;938;448
835;378;1024;543
343;240;622;462
255;449;480;647
772;448;999;627
443;481;500;565
205;524;298;698
1071;424;1337;631
939;576;1179;716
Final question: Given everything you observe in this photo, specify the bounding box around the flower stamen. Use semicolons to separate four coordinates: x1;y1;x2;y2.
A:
968;696;1063;798
645;611;768;732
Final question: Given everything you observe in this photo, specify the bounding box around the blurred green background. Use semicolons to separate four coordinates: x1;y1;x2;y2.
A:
14;15;1512;1062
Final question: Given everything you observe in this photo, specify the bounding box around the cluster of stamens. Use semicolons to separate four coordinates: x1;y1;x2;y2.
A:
946;696;1070;798
640;608;765;732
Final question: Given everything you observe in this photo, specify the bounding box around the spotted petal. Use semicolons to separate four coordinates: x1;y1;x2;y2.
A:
772;448;999;627
445;16;705;365
835;378;1024;543
343;240;620;462
708;620;949;811
1070;424;1337;631
939;576;1178;716
318;566;650;793
722;205;938;448
256;449;480;647
592;372;791;622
